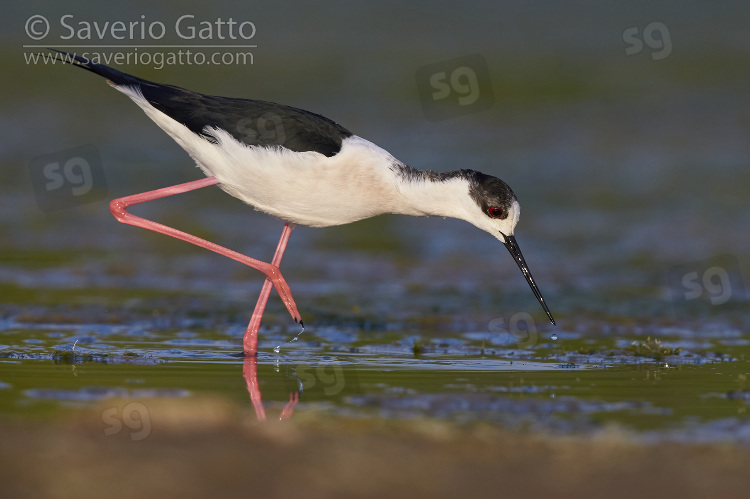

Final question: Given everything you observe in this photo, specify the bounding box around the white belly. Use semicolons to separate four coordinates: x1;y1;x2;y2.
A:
188;130;403;227
203;133;403;227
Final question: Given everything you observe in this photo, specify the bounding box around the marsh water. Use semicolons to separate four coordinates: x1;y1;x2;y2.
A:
3;164;749;442
2;1;750;448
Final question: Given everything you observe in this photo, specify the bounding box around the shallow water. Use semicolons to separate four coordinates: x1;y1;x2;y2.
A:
2;293;749;443
2;0;750;458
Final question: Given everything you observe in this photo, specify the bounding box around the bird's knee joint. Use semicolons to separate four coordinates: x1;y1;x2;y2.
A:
109;199;131;223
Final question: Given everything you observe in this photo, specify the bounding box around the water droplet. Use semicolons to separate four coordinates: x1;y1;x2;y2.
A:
274;324;306;353
551;334;558;341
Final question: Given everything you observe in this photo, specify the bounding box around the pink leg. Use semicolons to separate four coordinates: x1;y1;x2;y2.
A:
108;177;302;353
244;222;294;355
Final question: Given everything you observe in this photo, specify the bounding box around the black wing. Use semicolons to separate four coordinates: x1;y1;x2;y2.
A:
52;50;353;157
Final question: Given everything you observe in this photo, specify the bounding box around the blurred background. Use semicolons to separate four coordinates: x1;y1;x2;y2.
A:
1;0;750;448
3;1;748;329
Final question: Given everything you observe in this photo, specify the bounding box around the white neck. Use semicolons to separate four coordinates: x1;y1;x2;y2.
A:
392;171;476;222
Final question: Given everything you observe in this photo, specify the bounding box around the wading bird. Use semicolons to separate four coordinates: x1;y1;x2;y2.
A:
52;50;555;355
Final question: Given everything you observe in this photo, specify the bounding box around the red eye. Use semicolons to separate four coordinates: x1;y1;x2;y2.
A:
488;207;503;218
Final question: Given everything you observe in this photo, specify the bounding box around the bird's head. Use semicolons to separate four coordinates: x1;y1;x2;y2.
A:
464;172;556;325
465;172;520;238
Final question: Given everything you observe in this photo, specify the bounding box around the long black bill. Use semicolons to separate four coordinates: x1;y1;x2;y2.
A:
501;233;556;325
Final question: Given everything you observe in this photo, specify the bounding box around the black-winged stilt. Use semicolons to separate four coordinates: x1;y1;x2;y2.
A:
52;50;555;355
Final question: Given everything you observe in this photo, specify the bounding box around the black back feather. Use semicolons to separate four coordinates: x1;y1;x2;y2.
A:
51;50;353;157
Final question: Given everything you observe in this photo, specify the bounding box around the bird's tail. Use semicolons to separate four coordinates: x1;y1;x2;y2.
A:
48;49;150;88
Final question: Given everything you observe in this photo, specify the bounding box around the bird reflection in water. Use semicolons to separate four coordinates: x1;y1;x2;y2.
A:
242;355;299;421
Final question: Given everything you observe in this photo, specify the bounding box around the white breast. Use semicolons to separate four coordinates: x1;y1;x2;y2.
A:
195;131;406;227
